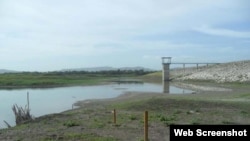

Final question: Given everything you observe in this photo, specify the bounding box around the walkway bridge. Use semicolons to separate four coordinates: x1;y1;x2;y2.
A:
162;57;220;82
161;57;221;93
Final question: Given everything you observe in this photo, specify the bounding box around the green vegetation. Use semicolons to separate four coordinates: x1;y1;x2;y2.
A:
110;95;250;126
63;120;80;127
42;133;118;141
139;71;161;82
0;70;154;88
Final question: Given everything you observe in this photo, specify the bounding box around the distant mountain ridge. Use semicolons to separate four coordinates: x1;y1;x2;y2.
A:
0;67;155;73
0;69;18;74
61;66;154;72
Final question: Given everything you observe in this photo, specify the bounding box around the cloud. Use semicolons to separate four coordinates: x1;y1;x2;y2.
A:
0;0;249;71
194;25;250;38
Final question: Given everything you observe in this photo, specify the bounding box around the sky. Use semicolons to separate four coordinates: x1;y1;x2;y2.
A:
0;0;250;71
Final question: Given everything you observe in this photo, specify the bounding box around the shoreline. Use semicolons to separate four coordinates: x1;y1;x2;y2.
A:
1;82;250;140
0;81;158;129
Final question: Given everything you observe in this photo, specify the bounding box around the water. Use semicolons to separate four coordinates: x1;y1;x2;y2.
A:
0;83;192;128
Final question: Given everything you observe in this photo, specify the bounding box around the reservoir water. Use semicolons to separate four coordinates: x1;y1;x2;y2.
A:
0;82;193;128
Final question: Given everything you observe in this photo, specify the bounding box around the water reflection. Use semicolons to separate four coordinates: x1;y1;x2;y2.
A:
162;81;195;94
163;81;170;93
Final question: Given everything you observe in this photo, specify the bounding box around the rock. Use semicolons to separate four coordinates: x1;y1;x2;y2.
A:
173;60;250;83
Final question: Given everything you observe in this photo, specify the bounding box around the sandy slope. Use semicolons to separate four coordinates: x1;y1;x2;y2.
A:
173;60;250;83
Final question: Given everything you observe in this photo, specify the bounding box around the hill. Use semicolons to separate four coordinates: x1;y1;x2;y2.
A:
61;66;154;72
0;69;17;74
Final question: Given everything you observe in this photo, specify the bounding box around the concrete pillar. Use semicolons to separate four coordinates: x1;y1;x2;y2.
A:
162;57;171;93
162;63;170;82
183;64;185;76
163;81;170;93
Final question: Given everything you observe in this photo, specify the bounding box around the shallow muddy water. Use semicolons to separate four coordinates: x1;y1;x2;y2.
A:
0;82;193;128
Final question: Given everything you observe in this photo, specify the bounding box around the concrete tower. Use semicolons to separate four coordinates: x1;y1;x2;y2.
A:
162;57;172;82
162;57;171;93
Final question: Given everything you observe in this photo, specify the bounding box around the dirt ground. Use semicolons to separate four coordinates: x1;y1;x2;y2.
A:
0;82;250;141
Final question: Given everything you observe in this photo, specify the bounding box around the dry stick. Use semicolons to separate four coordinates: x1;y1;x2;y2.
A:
27;92;29;112
144;111;149;141
3;120;11;128
113;109;116;125
12;92;33;125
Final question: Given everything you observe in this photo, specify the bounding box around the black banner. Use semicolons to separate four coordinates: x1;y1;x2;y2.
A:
170;125;250;141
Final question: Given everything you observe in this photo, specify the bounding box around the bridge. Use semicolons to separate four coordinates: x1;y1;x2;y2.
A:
161;57;221;93
162;57;220;82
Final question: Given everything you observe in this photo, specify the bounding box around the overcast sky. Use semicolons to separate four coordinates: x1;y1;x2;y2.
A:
0;0;249;71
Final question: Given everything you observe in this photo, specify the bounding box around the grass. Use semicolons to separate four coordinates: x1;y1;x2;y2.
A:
110;94;250;124
41;133;118;141
139;71;162;82
63;120;80;127
0;71;151;88
64;133;118;141
0;73;102;87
